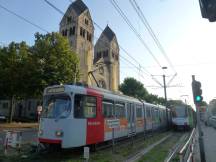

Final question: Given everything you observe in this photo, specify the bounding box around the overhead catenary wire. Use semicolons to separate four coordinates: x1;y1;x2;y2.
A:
110;0;185;89
129;0;177;74
0;4;48;33
44;0;158;79
109;0;164;69
128;0;185;88
44;0;182;89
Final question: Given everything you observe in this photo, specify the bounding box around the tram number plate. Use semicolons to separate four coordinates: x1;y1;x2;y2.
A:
107;119;120;128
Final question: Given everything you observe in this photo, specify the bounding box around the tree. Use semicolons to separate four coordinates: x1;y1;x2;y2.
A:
0;42;31;122
119;77;149;100
31;32;80;95
119;77;167;105
167;100;184;108
0;32;80;122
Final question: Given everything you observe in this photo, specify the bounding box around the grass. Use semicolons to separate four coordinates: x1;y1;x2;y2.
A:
89;131;170;162
0;131;170;162
137;133;182;162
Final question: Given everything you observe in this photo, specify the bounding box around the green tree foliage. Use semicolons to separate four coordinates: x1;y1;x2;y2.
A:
167;100;184;107
119;77;166;105
31;32;80;95
119;77;148;99
0;32;80;122
0;42;29;98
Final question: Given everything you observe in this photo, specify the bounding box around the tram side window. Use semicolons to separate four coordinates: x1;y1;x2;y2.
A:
152;108;155;120
102;101;114;118
74;95;96;118
146;107;151;117
115;103;125;118
136;105;142;118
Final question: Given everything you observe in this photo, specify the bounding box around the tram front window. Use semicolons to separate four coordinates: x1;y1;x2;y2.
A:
42;94;71;119
174;106;187;118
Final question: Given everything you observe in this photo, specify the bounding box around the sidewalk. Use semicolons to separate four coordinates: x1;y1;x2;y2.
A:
202;123;216;162
193;129;201;162
194;123;216;162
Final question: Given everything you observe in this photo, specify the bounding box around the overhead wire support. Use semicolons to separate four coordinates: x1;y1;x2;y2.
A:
129;0;177;74
0;4;48;33
109;0;164;69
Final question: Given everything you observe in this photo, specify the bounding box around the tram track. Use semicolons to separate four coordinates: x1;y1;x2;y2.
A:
1;129;189;162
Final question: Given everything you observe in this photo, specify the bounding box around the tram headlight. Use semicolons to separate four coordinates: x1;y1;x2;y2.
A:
39;129;43;136
55;130;64;137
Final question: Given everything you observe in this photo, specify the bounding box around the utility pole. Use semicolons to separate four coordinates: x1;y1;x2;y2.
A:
192;75;206;162
163;74;169;127
162;66;169;128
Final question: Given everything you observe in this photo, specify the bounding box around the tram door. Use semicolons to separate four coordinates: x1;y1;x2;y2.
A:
127;103;136;136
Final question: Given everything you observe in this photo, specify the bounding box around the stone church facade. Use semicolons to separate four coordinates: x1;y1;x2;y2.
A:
59;0;119;91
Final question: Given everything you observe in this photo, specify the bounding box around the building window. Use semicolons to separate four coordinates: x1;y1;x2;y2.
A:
103;50;108;57
83;29;85;38
64;29;68;36
112;52;115;58
80;27;85;38
28;102;31;111
115;55;119;61
69;26;75;36
2;102;8;109
80;27;83;36
67;16;72;24
97;52;101;59
87;32;92;42
85;18;89;25
99;67;104;75
99;80;106;88
74;94;96;118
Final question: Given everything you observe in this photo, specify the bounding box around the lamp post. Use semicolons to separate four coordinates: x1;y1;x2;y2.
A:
162;66;169;128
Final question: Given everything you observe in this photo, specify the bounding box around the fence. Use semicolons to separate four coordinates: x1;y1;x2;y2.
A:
179;128;196;162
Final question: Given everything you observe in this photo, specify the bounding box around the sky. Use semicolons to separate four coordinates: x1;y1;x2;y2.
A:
1;0;216;106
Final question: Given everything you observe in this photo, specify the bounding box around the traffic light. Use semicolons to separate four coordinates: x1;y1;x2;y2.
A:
192;80;203;105
199;0;216;22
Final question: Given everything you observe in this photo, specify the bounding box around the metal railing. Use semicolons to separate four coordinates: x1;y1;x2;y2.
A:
179;128;196;162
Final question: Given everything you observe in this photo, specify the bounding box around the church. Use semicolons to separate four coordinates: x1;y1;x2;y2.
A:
59;0;120;91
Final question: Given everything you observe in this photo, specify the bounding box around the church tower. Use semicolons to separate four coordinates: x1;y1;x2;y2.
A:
59;0;94;84
93;26;120;91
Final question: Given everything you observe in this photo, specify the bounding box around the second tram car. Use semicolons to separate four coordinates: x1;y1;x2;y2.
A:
38;84;171;148
171;104;195;130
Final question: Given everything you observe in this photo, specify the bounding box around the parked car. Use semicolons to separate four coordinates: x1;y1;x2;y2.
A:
206;116;216;128
0;113;6;122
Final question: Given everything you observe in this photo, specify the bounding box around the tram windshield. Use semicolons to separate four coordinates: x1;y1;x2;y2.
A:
42;94;71;119
172;106;187;118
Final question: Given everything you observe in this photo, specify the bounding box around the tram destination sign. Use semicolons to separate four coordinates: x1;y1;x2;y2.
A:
46;86;65;94
107;119;120;128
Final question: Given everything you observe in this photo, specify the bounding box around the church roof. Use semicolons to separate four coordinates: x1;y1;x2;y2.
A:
102;26;116;42
69;0;88;16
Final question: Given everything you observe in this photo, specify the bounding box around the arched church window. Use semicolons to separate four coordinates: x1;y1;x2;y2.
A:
99;67;104;75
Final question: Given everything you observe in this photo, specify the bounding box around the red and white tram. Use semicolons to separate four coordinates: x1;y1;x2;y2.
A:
38;84;170;148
